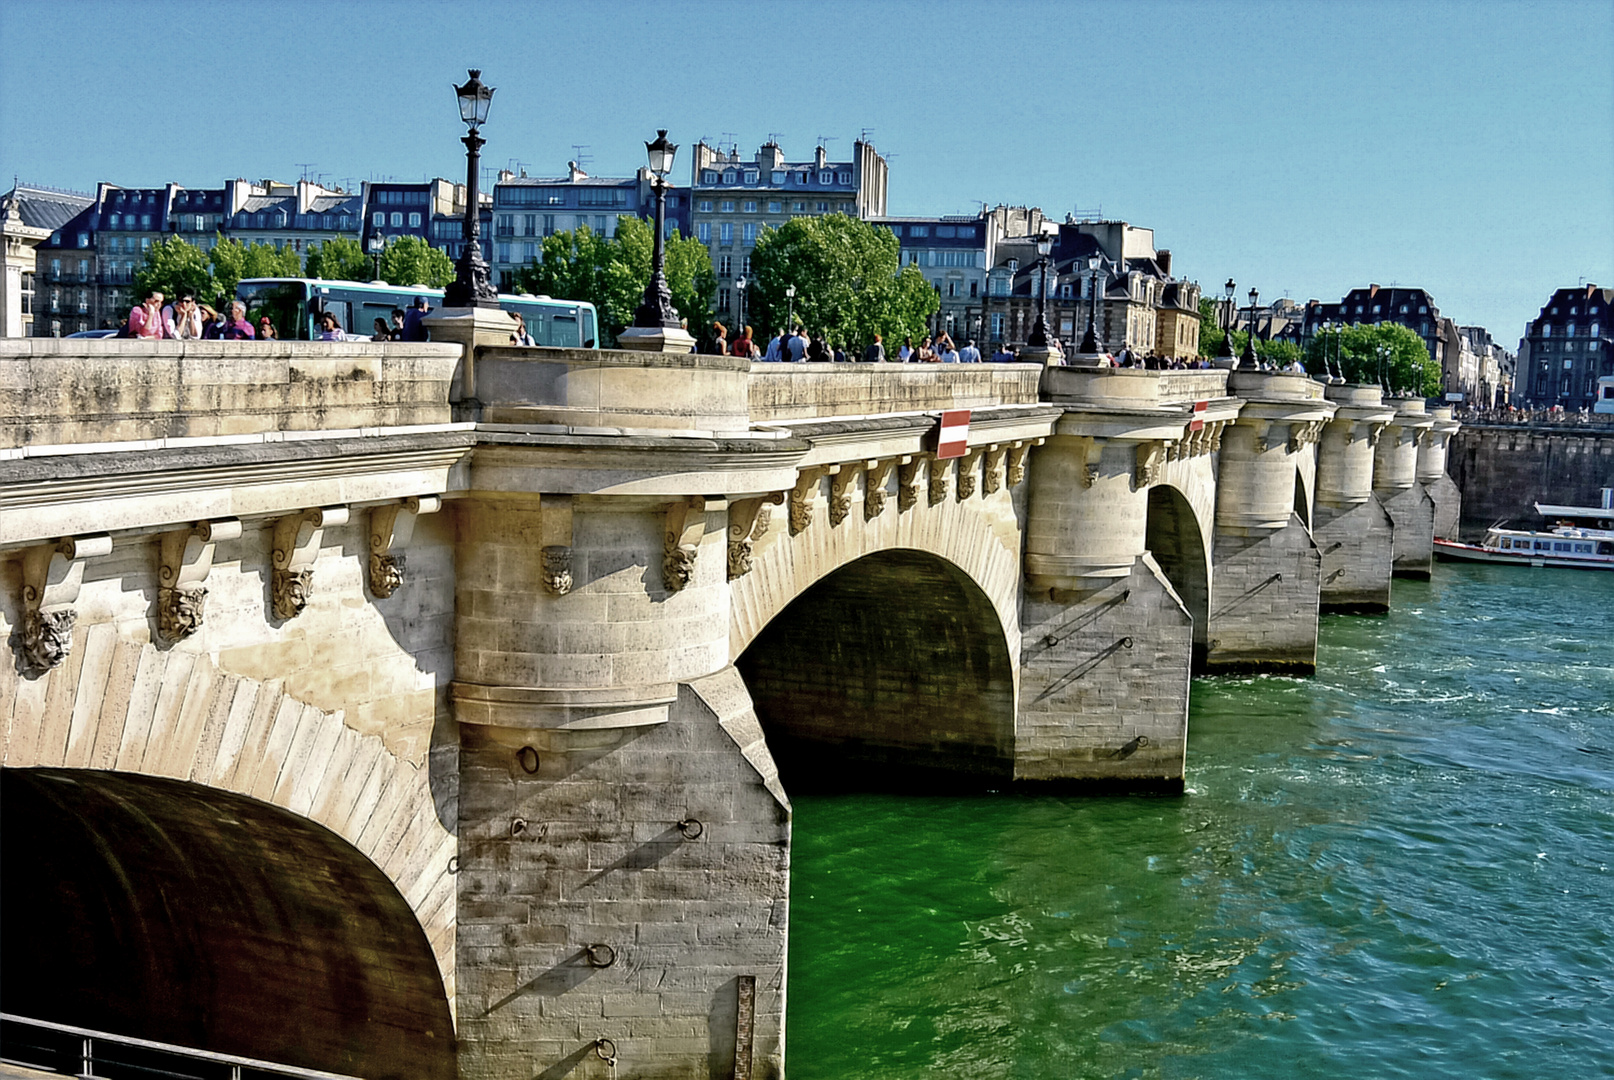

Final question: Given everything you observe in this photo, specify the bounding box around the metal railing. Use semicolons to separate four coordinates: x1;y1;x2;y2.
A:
0;1014;364;1080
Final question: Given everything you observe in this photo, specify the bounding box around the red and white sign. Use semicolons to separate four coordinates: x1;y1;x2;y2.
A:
1190;399;1207;432
936;409;971;459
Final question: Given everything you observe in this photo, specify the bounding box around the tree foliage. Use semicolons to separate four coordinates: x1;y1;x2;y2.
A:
305;236;374;283
207;237;302;304
514;219;715;346
1306;321;1440;395
747;214;938;350
378;236;454;289
1197;297;1226;358
132;236;214;309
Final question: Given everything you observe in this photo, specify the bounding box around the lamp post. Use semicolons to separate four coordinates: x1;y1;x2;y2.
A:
734;275;746;330
443;69;498;309
1026;234;1054;348
367;233;385;282
1222;278;1236;331
628;129;682;332
1240;286;1260;369
785;284;796;329
1079;253;1104;354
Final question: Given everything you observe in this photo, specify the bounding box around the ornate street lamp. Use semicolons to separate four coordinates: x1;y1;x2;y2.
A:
734;274;746;328
785;284;796;328
443;69;499;309
367;233;385;282
1240;286;1260;369
628;130;682;331
1026;234;1054;348
1079;253;1104;354
1222;278;1236;331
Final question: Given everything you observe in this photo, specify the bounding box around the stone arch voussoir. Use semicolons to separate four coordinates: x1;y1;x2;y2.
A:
0;625;457;1013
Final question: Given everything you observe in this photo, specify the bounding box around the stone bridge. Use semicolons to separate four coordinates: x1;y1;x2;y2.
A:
0;330;1458;1080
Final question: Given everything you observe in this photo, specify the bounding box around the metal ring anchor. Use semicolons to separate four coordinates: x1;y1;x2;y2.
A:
511;817;528;837
594;1037;617;1063
586;943;617;968
516;746;540;774
447;855;459;874
677;817;704;840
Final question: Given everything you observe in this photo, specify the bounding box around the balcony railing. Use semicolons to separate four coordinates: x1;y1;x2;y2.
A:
1;1014;364;1080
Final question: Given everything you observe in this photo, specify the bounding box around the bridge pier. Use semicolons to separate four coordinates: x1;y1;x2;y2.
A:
1314;384;1398;613
1202;372;1333;676
1374;399;1438;580
1420;406;1463;540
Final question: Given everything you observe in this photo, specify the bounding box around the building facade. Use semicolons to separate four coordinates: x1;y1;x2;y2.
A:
486;164;690;293
1515;285;1612;409
876;205;1046;343
980;219;1200;358
1300;285;1453;371
1;184;91;337
691;139;888;329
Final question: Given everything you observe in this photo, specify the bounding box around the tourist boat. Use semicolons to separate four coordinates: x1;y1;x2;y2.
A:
1434;492;1614;570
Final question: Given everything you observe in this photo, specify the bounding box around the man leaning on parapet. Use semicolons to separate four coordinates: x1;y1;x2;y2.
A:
401;297;431;342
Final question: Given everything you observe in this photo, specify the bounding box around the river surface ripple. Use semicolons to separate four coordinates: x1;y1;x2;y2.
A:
787;564;1614;1078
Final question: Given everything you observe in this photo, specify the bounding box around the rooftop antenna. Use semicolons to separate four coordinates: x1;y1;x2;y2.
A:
720;132;739;157
570;145;593;171
815;134;838;148
294;163;316;183
859;128;875;142
767;132;786;146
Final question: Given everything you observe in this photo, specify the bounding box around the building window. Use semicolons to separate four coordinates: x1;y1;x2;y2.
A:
743;223;757;245
772;171;785;184
744;170;758;184
372;211;385;226
743;201;757;213
719;288;730;311
742;256;751;275
816;202;828;212
720;223;733;243
698;222;711;243
991;313;1004;338
523;214;538;236
497;242;511;263
838;171;852;184
969;281;978;298
698;200;713;212
409;212;421;227
793;201;805;212
910;225;929;237
819;170;833;184
719;255;732;276
391;212;403;226
768;201;781;213
723;170;737;184
140;215;152;229
720;200;735;213
702;171;718;184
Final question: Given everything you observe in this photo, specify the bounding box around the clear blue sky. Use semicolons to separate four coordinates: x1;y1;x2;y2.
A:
3;0;1609;342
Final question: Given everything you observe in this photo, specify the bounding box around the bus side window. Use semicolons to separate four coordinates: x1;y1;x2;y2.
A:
581;309;597;348
552;314;578;347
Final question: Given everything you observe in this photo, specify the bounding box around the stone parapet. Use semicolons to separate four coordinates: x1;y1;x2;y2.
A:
0;339;461;450
749;362;1043;422
1040;366;1229;410
474;346;752;436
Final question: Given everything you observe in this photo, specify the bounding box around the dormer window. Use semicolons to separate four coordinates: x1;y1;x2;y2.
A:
723;170;737;184
771;171;785;184
1571;306;1578;314
702;171;718;184
1419;305;1427;313
819;170;833;185
838;171;852;184
1007;259;1019;272
744;170;758;184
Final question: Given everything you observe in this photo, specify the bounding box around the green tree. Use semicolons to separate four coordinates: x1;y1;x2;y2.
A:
748;214;938;351
305;236;373;283
209;237;302;305
1197;297;1227;358
514;220;716;346
133;236;216;310
1305;322;1440;394
378;236;455;289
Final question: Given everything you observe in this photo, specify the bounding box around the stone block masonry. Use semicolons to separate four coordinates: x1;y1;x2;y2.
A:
1379;485;1435;580
1204;516;1321;675
1314;497;1395;613
1449;425;1614;538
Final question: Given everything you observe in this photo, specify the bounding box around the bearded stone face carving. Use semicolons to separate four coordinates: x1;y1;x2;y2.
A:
21;608;76;673
541;545;573;596
368;553;406;599
664;544;698;592
272;568;314;620
158;585;207;642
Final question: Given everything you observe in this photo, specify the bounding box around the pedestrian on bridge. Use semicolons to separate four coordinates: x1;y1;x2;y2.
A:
864;333;886;363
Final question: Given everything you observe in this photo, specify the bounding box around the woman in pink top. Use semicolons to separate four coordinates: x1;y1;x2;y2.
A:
126;290;166;338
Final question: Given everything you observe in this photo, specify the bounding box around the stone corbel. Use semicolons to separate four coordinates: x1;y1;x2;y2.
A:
157;518;242;642
956;447;985;500
982;445;1007;495
1133;440;1166;489
865;459;897;519
896;457;921;512
368;496;442;599
788;467;827;534
927;454;951;506
1006;442;1031;486
540;493;574;596
1415;427;1434;448
1209;421;1226;452
1076;436;1102;488
663;496;706;593
271;506;348;620
19;533;113;672
1367;421;1389;447
828;464;855;526
727;493;783;580
1247;419;1273;455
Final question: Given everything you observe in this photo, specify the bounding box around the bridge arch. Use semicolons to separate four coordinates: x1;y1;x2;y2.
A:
0;634;457;1039
1145;482;1213;668
736;548;1017;791
2;767;455;1080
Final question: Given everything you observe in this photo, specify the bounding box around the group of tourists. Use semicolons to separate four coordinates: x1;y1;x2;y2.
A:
705;324;1013;364
122;290;267;340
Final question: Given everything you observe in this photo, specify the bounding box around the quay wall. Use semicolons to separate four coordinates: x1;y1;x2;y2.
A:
1449;423;1614;536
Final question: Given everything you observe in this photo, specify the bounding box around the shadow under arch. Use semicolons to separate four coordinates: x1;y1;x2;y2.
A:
1145;484;1212;671
735;549;1016;793
1;768;455;1080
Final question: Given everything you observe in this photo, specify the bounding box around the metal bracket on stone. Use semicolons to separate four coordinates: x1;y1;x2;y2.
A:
927;454;950;506
18;533;112;673
827;464;855;526
271;506;348;621
540;493;574;596
788;467;827;535
368;496;442;600
1133;441;1167;490
864;458;898;519
727;492;783;580
663;496;706;593
896;456;921;512
157;518;242;643
956;447;985;500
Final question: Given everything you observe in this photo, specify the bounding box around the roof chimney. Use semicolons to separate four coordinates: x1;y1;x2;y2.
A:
814;145;827;169
1589;284;1598;299
568;161;588;181
1157;249;1171;277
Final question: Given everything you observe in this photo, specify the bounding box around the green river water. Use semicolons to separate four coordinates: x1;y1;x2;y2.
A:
786;563;1613;1078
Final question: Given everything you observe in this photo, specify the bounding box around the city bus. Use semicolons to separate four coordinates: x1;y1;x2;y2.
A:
1597;374;1614;416
235;278;599;347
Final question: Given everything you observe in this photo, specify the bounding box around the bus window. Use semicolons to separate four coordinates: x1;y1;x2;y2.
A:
551;313;578;347
581;308;597;348
238;281;308;340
